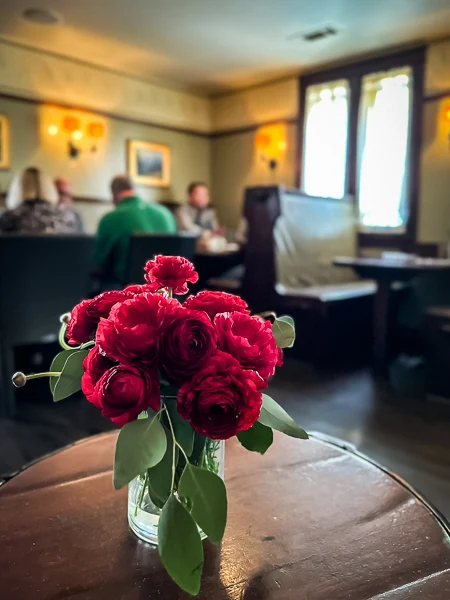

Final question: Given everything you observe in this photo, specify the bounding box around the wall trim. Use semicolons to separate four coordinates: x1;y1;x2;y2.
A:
210;117;298;139
0;91;211;139
424;89;450;103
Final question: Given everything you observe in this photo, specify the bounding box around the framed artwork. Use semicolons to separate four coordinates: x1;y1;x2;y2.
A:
0;115;10;170
127;140;171;187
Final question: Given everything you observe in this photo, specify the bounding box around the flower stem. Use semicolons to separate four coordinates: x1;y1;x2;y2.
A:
135;472;148;517
26;372;62;380
58;323;72;351
167;288;173;298
163;403;177;494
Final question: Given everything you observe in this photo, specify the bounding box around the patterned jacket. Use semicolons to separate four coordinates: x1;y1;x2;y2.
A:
0;199;81;234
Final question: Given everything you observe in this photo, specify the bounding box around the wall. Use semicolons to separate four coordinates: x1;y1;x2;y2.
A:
419;39;450;242
0;97;211;232
211;78;299;228
0;40;211;133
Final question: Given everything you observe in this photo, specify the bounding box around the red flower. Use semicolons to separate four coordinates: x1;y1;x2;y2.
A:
159;305;217;383
88;364;160;426
67;290;133;345
96;293;179;365
144;255;198;295
81;345;115;406
184;290;250;320
124;283;156;295
177;351;266;439
214;312;279;380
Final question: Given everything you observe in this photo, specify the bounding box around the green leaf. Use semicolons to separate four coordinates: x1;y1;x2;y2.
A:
237;421;273;454
272;315;296;348
49;349;78;394
158;494;204;596
113;413;167;490
178;463;227;544
53;349;89;401
147;428;178;508
164;398;194;456
259;394;308;440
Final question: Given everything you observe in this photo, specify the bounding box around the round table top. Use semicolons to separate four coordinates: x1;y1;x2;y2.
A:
1;432;449;600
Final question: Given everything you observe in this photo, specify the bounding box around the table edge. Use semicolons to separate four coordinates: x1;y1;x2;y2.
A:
2;430;449;539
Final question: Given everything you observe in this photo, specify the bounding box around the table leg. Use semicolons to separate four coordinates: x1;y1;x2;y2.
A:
373;280;391;375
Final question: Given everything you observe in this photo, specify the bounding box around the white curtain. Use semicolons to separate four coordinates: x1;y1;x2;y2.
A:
302;80;349;199
357;68;412;230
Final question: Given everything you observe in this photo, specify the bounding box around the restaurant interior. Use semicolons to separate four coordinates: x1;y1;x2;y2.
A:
1;1;450;598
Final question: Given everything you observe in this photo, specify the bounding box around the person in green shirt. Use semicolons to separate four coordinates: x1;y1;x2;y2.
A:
93;175;176;285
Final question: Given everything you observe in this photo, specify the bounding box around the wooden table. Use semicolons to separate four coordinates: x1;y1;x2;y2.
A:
334;256;450;373
194;247;244;289
1;431;449;599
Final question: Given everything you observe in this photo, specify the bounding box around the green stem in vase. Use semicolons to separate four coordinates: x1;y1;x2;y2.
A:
135;471;148;517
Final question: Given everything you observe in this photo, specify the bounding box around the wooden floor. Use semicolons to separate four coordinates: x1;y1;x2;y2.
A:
1;358;449;520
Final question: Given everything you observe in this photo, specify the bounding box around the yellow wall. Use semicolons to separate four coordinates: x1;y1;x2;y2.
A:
420;39;450;242
0;98;211;233
0;40;211;132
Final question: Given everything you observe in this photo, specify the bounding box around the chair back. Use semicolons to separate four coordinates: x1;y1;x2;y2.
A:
126;233;198;284
0;235;94;346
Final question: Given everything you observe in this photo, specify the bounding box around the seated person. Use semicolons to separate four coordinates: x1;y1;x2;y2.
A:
93;175;176;285
54;176;84;233
0;167;80;234
176;182;220;235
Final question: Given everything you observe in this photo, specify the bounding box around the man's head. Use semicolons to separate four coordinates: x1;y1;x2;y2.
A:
111;175;135;206
187;182;209;209
54;177;72;206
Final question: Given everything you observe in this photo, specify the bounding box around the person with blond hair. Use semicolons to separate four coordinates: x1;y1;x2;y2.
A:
0;167;79;234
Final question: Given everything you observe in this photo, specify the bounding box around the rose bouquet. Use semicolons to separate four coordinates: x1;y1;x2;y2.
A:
13;255;307;595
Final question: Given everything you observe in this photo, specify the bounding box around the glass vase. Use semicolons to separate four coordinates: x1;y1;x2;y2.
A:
128;438;225;545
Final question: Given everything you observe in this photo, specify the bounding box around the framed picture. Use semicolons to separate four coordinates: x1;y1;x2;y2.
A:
0;115;10;170
127;140;171;187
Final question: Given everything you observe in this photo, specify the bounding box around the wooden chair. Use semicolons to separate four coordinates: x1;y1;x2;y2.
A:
126;232;199;284
0;235;95;416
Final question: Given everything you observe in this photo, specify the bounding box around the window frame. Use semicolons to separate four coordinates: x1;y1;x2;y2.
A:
297;47;426;247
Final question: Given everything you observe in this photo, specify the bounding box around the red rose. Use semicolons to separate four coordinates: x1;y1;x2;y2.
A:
177;351;266;439
124;283;156;295
89;364;160;426
184;290;250;320
96;292;179;365
214;312;279;380
144;255;198;295
81;345;115;406
67;290;133;345
159;305;217;383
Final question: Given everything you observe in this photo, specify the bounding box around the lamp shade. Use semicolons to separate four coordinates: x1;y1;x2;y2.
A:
87;122;105;138
62;116;81;133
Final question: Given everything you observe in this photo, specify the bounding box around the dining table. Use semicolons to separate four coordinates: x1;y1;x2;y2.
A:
334;256;450;374
1;430;449;599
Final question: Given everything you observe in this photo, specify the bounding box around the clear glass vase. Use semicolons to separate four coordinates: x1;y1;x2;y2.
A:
128;438;225;545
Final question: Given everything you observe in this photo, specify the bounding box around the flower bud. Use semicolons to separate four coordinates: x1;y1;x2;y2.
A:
59;312;71;325
12;372;27;388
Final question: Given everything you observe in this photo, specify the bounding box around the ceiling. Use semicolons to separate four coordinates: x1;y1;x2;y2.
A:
1;0;450;94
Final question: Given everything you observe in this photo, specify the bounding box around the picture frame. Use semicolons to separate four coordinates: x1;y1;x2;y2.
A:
0;115;10;170
127;140;171;188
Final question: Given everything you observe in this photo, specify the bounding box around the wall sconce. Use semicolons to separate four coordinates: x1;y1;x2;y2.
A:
444;105;450;148
255;124;287;171
47;116;105;159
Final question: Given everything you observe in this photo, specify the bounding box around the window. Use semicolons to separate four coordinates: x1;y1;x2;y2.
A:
298;49;424;242
302;80;349;199
358;68;412;230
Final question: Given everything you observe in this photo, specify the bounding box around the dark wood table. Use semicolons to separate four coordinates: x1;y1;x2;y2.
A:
1;431;449;599
194;247;244;289
334;256;450;373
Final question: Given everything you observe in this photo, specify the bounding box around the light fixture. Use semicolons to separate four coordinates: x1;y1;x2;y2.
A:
443;105;450;149
72;130;83;141
87;122;105;139
48;125;58;136
254;123;287;171
62;116;80;133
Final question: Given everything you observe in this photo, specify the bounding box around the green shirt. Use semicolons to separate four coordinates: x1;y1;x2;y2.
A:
93;196;177;283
